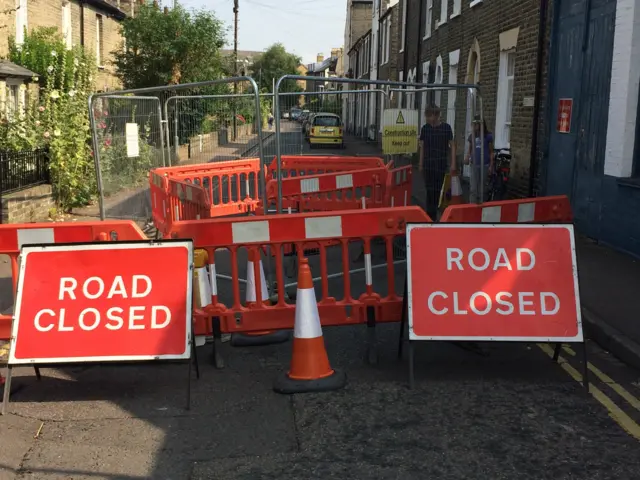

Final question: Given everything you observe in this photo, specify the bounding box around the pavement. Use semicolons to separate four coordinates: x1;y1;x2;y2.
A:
2;122;640;478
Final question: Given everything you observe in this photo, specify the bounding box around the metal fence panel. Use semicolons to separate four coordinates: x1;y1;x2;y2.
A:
88;77;265;223
272;75;486;220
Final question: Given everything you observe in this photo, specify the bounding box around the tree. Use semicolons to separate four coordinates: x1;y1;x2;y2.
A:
250;43;302;93
112;4;227;89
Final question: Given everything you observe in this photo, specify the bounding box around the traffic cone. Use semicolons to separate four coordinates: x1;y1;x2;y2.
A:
273;258;346;394
450;173;464;205
231;249;290;347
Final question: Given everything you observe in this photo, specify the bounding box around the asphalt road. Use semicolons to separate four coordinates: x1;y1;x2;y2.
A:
2;121;640;479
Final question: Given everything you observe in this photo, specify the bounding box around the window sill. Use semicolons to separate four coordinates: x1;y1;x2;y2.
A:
617;178;640;190
437;19;447;29
450;11;461;19
423;33;432;40
470;0;483;7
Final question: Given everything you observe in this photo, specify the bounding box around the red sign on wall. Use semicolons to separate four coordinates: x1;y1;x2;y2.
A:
406;224;582;342
9;241;193;364
557;98;573;133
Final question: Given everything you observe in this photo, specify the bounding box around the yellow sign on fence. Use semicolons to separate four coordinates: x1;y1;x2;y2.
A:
382;109;419;155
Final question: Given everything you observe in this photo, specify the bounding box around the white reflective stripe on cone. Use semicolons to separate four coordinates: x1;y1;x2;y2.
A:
209;264;218;296
246;259;269;302
294;288;323;339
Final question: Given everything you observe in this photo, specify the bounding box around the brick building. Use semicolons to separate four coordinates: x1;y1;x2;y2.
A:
345;29;372;136
0;0;131;90
396;0;551;196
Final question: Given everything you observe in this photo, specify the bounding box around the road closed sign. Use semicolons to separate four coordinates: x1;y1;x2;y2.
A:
382;108;419;155
406;224;582;342
9;241;193;364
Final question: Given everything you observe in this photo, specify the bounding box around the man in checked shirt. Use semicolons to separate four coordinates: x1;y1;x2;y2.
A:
418;104;457;221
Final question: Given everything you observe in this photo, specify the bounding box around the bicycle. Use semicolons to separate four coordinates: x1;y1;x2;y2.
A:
487;148;511;202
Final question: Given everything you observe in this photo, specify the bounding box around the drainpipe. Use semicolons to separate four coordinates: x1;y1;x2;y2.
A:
416;0;424;98
528;0;549;197
80;2;85;46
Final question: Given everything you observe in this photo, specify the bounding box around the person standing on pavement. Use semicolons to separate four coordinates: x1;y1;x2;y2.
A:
418;104;457;221
464;117;494;204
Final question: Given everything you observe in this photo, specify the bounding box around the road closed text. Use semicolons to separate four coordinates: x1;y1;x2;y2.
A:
33;275;172;332
426;247;560;316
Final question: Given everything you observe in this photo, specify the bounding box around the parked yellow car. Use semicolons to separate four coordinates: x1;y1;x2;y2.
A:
308;113;344;148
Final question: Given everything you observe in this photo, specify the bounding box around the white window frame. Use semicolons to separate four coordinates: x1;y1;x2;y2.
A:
400;0;407;53
365;37;370;74
424;0;433;39
406;67;416;109
451;0;461;18
447;50;459;134
386;17;391;62
5;79;26;120
422;61;430;124
62;0;72;50
380;18;387;65
470;0;483;8
439;0;448;27
96;14;104;67
495;48;515;148
434;55;443;107
465;53;480;148
15;0;28;46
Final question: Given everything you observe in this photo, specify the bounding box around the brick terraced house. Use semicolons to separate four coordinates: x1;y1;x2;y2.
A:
396;0;552;197
0;0;134;90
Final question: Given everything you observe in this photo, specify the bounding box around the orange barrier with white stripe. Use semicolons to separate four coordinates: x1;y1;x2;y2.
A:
385;162;413;208
440;195;573;223
0;221;147;340
263;167;389;213
267;155;386;180
169;206;432;336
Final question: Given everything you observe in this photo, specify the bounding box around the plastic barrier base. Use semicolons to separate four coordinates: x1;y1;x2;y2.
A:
273;369;346;394
230;330;291;347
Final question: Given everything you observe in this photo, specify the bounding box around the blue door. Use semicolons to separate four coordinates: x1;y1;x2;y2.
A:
546;0;616;239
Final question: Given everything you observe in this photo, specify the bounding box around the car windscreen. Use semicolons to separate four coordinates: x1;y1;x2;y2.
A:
314;116;341;127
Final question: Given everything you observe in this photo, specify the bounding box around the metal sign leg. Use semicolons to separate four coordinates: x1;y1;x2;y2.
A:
1;366;13;415
211;316;225;369
397;278;408;360
366;306;378;366
582;341;590;393
408;341;415;390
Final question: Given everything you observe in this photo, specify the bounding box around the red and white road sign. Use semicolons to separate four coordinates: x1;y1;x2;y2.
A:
406;224;582;342
9;241;193;364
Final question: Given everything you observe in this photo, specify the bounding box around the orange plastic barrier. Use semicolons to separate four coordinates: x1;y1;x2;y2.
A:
385;162;413;208
440;195;573;223
263;167;389;213
0;221;147;341
167;206;432;336
267;155;386;180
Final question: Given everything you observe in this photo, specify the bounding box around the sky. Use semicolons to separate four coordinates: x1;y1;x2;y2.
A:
172;0;347;65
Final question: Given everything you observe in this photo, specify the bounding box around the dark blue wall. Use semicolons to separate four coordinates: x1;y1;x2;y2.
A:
598;178;640;258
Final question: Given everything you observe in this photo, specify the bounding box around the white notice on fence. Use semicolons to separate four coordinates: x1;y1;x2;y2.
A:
125;123;140;158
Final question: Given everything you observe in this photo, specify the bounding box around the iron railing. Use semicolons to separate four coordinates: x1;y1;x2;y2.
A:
0;147;50;194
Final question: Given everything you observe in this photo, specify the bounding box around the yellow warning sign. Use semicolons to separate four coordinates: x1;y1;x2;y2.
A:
382;108;419;155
